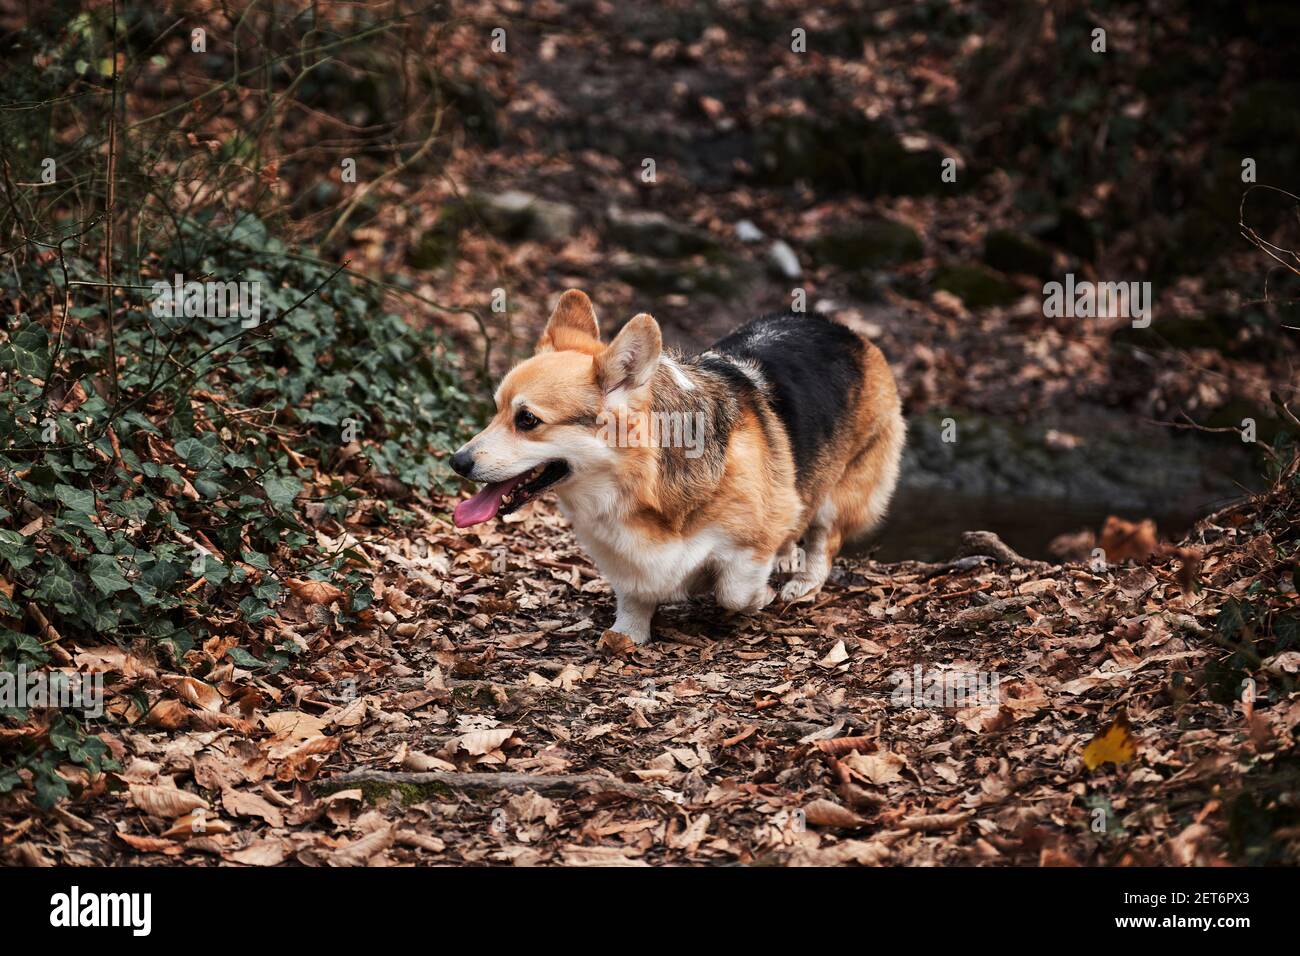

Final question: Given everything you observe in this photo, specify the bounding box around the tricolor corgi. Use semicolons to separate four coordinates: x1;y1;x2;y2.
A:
450;289;905;645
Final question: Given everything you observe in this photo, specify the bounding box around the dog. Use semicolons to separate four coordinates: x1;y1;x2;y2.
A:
450;289;905;645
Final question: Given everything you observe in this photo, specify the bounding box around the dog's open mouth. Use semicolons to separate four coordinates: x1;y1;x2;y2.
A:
453;461;570;528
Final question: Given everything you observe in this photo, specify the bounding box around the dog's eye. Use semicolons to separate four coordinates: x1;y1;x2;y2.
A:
514;408;541;432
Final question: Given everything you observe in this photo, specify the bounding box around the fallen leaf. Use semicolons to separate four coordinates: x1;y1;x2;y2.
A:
1082;710;1138;770
287;578;347;606
804;799;868;829
128;784;210;818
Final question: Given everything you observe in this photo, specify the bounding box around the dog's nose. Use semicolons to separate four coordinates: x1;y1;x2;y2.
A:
449;448;475;478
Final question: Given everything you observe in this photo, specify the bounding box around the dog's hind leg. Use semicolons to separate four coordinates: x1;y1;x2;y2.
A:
781;412;905;602
830;412;905;551
779;497;835;602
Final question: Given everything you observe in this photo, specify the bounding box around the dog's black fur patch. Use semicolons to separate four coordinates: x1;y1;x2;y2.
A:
712;313;864;480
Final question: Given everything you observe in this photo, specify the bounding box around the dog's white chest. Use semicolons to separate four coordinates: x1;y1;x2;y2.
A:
557;497;720;600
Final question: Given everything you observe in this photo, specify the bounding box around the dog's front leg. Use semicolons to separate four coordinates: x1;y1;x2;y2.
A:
609;591;657;646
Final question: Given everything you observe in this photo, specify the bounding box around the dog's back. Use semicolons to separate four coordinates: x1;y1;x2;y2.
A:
709;313;904;565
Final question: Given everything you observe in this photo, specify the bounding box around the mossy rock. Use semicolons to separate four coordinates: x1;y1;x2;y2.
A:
475;191;578;243
606;206;717;258
755;114;961;197
407;203;474;270
1113;310;1272;361
810;219;923;270
983;229;1054;280
613;253;754;298
933;264;1022;309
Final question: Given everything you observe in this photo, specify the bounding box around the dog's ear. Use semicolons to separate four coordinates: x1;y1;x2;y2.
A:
536;289;600;354
596;313;661;404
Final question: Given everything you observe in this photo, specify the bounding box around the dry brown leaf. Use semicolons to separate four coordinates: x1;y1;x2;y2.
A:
329;824;395;866
287;578;347;606
221;788;286;828
226;839;290;866
144;698;191;730
165;675;224;713
842;750;908;786
804;799;868;829
128;783;210;818
598;629;637;656
453;728;517;756
814;736;876;757
117;832;183;854
161;812;233;839
262;710;328;741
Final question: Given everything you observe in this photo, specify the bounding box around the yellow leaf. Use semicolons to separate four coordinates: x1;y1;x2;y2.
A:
1082;709;1137;770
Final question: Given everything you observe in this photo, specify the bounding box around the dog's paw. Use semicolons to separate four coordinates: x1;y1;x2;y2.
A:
600;628;649;654
779;575;823;603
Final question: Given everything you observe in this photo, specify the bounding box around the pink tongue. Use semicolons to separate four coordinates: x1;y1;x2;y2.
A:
453;476;525;528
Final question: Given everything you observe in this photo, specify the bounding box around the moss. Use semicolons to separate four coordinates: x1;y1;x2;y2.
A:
316;778;455;805
407;203;473;270
613;253;752;298
932;263;1021;308
810;219;922;270
755;114;962;196
982;229;1054;280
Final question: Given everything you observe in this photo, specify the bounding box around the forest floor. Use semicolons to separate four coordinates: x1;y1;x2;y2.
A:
17;472;1300;867
4;1;1299;867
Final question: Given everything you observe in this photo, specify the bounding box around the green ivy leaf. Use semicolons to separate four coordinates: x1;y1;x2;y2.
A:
263;475;301;509
54;484;96;514
87;554;131;595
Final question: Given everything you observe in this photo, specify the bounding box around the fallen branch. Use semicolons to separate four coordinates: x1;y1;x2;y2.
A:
954;531;1050;570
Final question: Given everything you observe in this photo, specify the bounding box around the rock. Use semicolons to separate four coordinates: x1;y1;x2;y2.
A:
755;114;959;197
606;205;717;258
408;203;473;270
474;190;577;242
765;240;801;279
982;229;1054;280
932;264;1022;309
735;220;765;243
810;219;923;270
612;252;754;298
